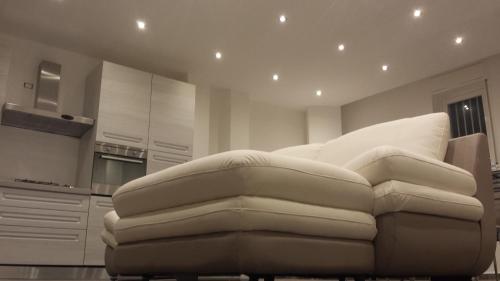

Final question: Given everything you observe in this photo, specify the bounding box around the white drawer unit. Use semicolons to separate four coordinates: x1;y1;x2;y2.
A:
0;187;89;265
84;195;114;265
0;187;90;212
147;150;192;174
149;75;195;156
0;206;88;230
0;225;86;265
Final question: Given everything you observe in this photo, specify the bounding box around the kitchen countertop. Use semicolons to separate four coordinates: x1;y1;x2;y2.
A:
0;180;91;195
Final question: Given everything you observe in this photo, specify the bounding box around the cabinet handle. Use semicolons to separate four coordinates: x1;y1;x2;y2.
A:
153;141;189;152
153;154;187;164
0;211;81;223
0;231;79;241
103;132;143;143
96;201;114;208
100;154;144;164
3;193;83;206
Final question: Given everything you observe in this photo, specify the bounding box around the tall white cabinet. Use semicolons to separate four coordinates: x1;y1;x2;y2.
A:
80;61;196;265
96;62;152;149
147;75;195;174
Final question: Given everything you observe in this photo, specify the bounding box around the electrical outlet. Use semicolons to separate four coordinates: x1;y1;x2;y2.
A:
23;82;33;89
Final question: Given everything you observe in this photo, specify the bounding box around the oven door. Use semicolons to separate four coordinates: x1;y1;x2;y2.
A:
91;143;147;196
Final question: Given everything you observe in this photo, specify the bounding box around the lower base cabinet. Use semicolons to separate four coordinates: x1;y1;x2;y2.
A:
84;195;114;265
0;187;90;265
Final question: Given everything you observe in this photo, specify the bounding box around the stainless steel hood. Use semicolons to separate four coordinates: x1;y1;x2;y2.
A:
1;103;94;137
0;61;94;138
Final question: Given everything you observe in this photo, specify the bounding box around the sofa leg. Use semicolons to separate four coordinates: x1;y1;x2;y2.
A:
176;274;199;281
141;275;152;281
338;276;346;281
248;275;259;281
263;276;274;281
431;276;472;281
354;276;365;281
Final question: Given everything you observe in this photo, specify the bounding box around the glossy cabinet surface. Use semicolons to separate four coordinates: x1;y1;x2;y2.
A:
149;75;195;156
147;150;192;174
84;195;114;265
0;187;88;265
96;62;152;149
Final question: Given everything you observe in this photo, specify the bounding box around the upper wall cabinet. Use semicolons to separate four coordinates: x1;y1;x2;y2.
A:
96;62;152;149
149;75;195;156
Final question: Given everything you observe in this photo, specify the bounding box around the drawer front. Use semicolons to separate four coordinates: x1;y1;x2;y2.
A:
147;150;192;174
0;206;88;230
85;196;114;265
0;187;90;212
87;196;114;229
0;225;85;265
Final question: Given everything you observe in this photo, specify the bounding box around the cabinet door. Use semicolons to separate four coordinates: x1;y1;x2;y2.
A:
147;150;192;174
0;225;86;265
0;206;88;230
84;196;114;265
149;75;195;156
96;62;152;149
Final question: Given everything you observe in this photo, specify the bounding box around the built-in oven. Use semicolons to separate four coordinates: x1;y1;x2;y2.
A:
91;142;147;196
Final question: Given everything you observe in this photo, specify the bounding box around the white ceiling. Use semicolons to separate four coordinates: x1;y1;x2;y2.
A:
1;0;500;109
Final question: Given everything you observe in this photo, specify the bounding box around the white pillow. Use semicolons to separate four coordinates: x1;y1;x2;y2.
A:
316;113;450;166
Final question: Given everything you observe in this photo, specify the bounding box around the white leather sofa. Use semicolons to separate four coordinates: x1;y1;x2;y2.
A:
102;113;495;281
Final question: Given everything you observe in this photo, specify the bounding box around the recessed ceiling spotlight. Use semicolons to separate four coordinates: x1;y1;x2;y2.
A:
413;9;422;18
381;64;389;71
272;74;279;81
455;36;464;45
316;90;322;97
136;20;146;30
215;51;222;60
338;44;345;51
279;14;287;23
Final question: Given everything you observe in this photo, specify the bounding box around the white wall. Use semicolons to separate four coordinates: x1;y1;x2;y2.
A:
0;33;100;185
249;101;307;151
342;54;500;163
306;106;342;143
193;85;211;159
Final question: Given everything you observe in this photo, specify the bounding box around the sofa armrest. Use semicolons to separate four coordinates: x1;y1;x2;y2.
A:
444;133;496;274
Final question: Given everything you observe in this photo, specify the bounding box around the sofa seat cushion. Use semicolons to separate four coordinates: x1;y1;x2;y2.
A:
374;180;483;221
317;113;450;166
102;196;377;247
344;146;476;196
113;150;372;217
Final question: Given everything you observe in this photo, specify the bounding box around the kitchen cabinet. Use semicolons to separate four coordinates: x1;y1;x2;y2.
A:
84;195;114;265
149;75;195;156
147;150;192;174
0;187;89;265
96;62;152;149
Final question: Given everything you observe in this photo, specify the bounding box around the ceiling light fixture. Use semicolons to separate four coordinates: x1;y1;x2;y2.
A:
381;64;389;72
338;44;345;51
215;51;222;60
316;90;322;97
413;9;422;18
136;20;146;30
272;74;279;81
279;15;287;23
455;36;464;45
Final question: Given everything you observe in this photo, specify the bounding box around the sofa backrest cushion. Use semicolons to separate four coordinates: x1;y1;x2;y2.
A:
317;113;450;166
272;143;323;160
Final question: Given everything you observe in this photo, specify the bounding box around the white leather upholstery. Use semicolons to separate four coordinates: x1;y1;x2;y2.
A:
273;143;323;160
374;181;483;221
113;150;372;217
103;196;377;247
344;146;476;196
317;113;450;166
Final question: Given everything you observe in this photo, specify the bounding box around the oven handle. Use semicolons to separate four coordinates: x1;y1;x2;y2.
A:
100;154;144;164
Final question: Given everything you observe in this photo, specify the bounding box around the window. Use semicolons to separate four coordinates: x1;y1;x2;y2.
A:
447;95;487;138
432;79;497;166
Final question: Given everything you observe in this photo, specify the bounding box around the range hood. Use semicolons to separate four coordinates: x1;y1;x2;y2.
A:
1;61;94;138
